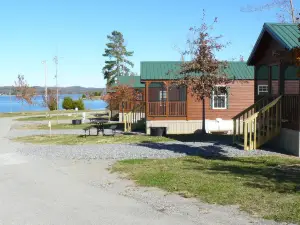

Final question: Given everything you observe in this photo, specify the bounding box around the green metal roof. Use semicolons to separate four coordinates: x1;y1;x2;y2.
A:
247;23;300;65
140;61;254;80
111;76;145;88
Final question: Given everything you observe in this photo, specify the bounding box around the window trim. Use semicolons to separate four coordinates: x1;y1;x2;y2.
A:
212;86;227;110
258;84;268;95
159;90;167;101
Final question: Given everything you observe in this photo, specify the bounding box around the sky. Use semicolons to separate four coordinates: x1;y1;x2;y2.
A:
0;0;298;88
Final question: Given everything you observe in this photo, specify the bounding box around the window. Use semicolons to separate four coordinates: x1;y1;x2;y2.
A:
212;86;227;109
135;91;143;101
258;85;268;95
159;90;167;101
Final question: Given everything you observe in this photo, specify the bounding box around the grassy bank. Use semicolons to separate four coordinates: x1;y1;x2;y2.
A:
18;122;123;130
14;134;172;145
113;156;300;224
0;109;107;118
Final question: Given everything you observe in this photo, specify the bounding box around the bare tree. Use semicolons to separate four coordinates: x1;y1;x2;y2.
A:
173;10;231;133
42;88;59;111
241;0;297;23
14;74;36;113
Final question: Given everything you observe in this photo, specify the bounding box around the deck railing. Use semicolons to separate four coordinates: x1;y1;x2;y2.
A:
233;96;271;144
243;96;282;150
123;101;143;112
169;101;186;116
282;95;299;130
148;101;186;117
148;102;166;116
124;102;146;132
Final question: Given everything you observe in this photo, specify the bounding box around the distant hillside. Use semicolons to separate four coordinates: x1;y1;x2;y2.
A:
0;86;105;95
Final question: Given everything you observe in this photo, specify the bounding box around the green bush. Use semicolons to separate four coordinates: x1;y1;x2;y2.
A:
82;94;86;99
62;97;73;110
48;100;57;111
73;98;85;110
93;91;102;96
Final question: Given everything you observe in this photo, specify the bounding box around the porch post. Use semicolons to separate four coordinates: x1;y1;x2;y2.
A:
279;63;286;95
186;86;189;120
165;81;169;117
254;66;258;103
268;65;272;95
145;81;149;119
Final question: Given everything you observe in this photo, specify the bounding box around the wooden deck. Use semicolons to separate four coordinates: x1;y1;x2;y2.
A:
148;101;186;117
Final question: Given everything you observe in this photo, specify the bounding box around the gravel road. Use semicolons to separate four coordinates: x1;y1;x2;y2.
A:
0;118;294;225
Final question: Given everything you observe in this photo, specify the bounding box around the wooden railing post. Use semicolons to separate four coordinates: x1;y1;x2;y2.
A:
145;81;149;118
165;82;169;117
233;119;236;144
244;121;248;150
254;117;257;149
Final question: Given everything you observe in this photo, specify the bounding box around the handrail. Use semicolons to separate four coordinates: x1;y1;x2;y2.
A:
244;96;282;123
233;95;277;146
124;102;146;132
232;96;268;120
243;95;282;150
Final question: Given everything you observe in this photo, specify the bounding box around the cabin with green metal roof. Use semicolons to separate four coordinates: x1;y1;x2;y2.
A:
111;76;145;89
232;23;300;156
108;76;145;117
137;61;255;135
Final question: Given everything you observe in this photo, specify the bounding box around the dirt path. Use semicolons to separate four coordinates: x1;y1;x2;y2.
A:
0;118;292;225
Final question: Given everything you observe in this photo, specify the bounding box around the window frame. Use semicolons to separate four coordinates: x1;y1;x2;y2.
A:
257;84;268;95
212;86;227;110
135;90;143;101
159;90;167;101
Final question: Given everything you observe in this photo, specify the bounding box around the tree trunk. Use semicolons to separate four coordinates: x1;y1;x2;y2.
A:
201;98;206;134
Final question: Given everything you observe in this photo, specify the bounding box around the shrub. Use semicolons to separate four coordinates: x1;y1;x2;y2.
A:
73;98;85;110
48;100;57;111
62;97;73;110
82;94;86;99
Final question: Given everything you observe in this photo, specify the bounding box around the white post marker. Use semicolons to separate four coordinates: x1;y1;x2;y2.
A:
48;121;52;137
82;112;86;123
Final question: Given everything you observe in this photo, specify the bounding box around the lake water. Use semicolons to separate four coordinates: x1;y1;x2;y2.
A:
0;95;107;113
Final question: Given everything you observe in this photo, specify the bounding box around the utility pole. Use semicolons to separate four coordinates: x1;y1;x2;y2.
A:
53;56;59;124
42;60;48;116
289;0;296;23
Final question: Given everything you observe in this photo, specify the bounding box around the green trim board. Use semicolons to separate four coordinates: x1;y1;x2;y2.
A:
140;61;254;81
284;66;300;80
248;23;300;65
256;65;299;80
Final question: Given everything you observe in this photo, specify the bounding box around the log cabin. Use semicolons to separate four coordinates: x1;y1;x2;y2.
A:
233;23;300;156
109;75;145;122
138;61;255;135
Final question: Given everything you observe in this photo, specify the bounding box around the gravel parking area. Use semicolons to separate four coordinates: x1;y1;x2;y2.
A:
8;119;285;160
15;140;284;161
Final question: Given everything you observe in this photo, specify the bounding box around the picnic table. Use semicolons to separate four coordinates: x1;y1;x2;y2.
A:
88;118;109;135
94;112;109;118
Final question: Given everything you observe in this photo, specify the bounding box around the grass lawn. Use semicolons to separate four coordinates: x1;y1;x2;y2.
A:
14;134;172;145
15;115;78;121
0;112;44;118
0;109;107;118
19;122;123;130
113;156;300;224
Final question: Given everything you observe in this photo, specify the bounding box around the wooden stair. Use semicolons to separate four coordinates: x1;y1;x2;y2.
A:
233;96;282;150
124;103;146;132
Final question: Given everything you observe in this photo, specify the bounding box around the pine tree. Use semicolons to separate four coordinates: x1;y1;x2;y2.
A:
102;31;134;85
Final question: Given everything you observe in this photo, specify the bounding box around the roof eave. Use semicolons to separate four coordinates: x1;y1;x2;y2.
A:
247;25;267;66
247;23;292;66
